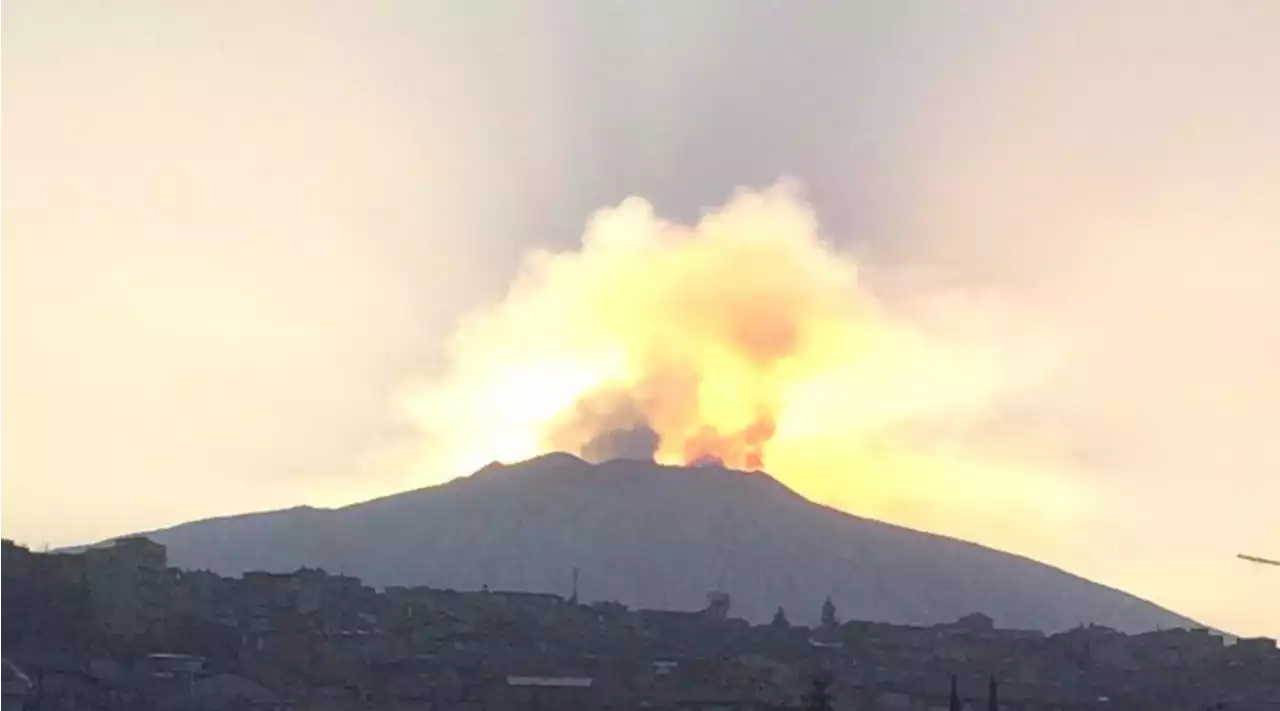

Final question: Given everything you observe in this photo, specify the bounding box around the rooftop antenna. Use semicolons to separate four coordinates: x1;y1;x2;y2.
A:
1238;553;1280;567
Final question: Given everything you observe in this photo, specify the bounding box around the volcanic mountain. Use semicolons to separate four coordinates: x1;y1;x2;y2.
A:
123;454;1193;632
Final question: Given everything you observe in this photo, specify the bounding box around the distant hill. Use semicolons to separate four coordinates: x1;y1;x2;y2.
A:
115;454;1195;632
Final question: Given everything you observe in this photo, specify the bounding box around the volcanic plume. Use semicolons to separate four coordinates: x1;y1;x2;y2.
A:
398;182;1070;534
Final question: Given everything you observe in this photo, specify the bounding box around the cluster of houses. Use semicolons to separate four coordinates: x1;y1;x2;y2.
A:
3;537;1277;710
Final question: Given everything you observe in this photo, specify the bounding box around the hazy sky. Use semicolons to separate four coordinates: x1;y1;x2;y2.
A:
4;1;1278;637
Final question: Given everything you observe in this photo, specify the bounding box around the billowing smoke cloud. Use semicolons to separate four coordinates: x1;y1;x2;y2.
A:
525;183;865;470
582;425;660;464
399;182;1062;511
555;388;659;462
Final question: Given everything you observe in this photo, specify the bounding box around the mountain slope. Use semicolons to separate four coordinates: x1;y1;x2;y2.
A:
126;454;1194;632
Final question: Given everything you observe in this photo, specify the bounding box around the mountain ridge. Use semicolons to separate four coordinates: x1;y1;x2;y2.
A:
98;453;1197;633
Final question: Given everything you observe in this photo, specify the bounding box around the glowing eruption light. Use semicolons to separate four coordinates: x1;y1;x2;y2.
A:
400;182;1074;533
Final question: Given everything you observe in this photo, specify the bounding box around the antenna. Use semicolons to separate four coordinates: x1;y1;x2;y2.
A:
1238;553;1280;567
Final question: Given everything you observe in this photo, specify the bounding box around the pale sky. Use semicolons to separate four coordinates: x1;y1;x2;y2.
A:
3;1;1278;637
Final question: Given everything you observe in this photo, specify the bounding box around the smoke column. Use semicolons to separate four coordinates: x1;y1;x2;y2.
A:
398;181;1067;523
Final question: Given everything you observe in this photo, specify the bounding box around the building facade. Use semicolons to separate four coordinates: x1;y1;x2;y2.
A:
84;537;168;639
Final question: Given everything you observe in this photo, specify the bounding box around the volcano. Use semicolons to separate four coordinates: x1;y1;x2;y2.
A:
119;454;1193;631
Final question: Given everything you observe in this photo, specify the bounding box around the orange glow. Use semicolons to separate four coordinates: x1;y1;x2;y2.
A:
399;183;1081;536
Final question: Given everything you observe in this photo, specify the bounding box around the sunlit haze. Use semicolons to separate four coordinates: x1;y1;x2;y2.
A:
4;1;1278;638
